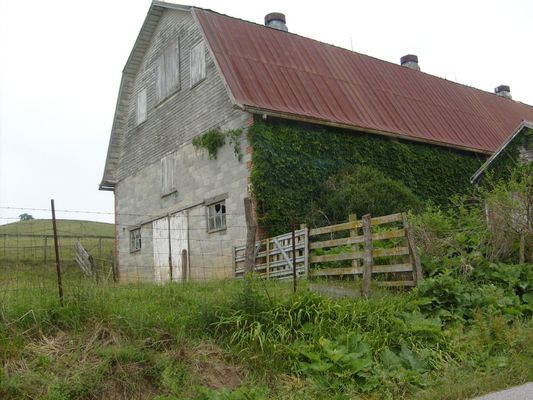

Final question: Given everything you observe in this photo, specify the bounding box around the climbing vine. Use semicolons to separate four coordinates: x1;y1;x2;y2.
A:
192;128;243;161
249;119;485;235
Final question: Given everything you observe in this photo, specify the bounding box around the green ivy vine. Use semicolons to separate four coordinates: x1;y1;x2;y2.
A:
249;119;486;235
192;128;243;161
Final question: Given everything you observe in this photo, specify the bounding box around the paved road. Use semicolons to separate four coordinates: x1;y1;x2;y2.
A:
473;383;533;400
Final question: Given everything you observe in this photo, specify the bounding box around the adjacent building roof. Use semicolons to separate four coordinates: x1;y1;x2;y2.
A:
471;120;533;183
195;8;533;154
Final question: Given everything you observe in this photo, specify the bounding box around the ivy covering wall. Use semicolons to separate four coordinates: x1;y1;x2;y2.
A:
249;119;485;235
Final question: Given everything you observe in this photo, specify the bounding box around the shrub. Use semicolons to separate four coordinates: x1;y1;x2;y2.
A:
307;166;422;227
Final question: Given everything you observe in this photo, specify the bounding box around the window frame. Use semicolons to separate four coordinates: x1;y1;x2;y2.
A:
206;200;227;233
129;228;142;252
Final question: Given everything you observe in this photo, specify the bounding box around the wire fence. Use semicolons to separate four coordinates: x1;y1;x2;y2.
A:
0;205;262;308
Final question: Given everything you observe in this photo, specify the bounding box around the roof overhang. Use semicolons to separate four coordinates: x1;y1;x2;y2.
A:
470;120;533;183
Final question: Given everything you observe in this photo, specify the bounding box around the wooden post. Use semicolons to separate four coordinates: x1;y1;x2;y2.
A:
349;214;359;272
244;197;257;274
265;238;270;279
291;214;297;293
402;213;423;285
51;199;64;307
300;224;309;278
362;214;373;298
181;249;188;281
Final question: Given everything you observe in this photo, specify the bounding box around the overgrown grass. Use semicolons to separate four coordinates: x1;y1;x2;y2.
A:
1;268;532;399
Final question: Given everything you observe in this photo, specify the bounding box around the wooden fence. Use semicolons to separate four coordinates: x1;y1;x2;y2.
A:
234;212;422;294
308;212;423;296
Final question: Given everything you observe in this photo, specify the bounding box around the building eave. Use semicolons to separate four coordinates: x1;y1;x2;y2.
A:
470;120;533;183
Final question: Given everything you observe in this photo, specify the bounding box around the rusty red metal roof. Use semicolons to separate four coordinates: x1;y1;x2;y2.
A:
195;9;533;154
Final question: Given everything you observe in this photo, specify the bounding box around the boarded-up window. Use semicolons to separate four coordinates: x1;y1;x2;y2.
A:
156;40;180;103
161;154;177;196
136;88;147;125
190;41;206;87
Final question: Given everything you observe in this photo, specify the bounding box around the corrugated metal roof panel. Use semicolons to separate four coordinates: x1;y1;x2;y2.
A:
195;8;533;153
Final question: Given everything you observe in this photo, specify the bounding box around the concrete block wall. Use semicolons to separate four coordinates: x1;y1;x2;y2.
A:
115;112;252;282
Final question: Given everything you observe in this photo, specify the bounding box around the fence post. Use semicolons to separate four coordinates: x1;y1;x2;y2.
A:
181;249;188;281
243;197;257;274
300;224;309;278
349;214;359;271
362;214;373;298
51;199;64;307
291;214;297;293
402;213;423;285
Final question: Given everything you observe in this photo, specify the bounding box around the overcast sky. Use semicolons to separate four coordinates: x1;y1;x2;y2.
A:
1;0;532;225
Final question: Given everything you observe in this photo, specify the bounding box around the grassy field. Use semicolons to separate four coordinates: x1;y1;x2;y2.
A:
0;219;114;267
1;264;532;400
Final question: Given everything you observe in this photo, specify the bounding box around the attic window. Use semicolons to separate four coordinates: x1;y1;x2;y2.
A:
190;41;206;87
161;154;177;196
156;40;180;103
136;88;147;125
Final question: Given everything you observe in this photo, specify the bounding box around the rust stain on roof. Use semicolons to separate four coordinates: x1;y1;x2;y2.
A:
195;9;533;153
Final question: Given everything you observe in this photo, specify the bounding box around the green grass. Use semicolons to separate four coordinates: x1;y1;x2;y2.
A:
0;219;114;267
1;268;532;400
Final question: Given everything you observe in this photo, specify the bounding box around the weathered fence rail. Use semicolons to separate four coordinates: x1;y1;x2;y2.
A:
234;212;422;295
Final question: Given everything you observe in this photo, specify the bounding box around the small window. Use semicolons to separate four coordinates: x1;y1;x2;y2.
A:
130;228;141;252
207;200;226;232
190;41;206;87
136;88;147;125
161;154;177;196
156;40;180;103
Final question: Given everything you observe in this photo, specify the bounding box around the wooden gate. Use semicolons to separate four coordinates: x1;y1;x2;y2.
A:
234;229;308;280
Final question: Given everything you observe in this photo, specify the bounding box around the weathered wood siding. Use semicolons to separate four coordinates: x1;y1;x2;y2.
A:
116;8;246;182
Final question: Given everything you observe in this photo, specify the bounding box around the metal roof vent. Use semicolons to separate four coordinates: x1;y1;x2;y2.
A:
495;85;512;100
265;13;288;31
400;54;421;71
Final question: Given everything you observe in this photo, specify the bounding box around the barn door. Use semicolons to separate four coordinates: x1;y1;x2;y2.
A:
152;211;188;283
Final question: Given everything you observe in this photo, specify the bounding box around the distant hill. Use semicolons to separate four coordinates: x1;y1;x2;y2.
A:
0;219;114;237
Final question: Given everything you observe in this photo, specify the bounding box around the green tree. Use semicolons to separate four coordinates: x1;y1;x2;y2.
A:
18;213;34;221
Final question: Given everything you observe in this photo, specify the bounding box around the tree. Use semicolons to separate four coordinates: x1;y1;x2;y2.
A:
19;213;34;221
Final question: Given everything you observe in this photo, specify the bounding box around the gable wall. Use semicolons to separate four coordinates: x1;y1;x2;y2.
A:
116;8;245;182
